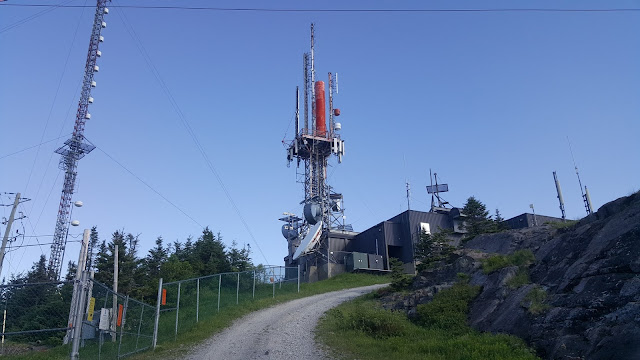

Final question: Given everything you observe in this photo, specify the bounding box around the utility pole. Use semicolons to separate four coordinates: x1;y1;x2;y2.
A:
0;193;21;280
112;244;118;342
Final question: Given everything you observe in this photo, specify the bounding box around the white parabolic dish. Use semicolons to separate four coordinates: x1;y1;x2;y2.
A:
292;221;323;260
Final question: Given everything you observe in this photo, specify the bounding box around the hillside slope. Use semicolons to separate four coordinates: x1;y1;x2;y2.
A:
389;192;640;359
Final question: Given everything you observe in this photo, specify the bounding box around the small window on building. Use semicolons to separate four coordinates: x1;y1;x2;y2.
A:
420;222;431;234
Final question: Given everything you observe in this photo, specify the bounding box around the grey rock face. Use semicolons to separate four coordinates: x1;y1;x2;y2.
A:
463;192;640;359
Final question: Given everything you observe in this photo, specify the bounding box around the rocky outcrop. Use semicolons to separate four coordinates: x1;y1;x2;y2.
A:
388;192;640;359
465;192;640;359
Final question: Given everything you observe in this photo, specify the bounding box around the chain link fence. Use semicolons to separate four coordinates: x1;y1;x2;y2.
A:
154;266;299;346
0;281;73;356
75;278;155;359
0;266;300;358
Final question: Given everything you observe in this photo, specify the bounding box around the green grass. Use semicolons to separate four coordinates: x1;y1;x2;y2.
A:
481;250;536;274
506;268;531;289
549;220;578;230
318;284;540;360
522;286;550;315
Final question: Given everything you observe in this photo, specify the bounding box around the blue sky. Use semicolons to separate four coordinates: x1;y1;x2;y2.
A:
1;0;639;277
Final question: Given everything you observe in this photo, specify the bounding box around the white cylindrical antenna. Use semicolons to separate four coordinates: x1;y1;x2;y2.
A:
553;171;566;220
585;186;594;214
104;7;109;14
335;72;339;94
96;50;102;57
84;113;91;119
88;97;94;104
93;65;99;72
101;21;107;28
99;35;104;42
91;80;97;87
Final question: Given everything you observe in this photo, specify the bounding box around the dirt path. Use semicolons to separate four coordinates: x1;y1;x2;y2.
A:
182;284;386;360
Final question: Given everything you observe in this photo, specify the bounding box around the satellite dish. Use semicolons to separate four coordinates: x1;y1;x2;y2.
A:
303;202;322;224
74;201;84;207
293;221;323;260
281;224;299;240
71;220;80;227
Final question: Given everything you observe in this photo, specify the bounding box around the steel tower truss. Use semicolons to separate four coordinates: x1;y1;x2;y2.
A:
49;0;110;279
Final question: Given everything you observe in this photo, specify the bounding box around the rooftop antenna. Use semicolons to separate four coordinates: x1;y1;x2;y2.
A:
567;137;593;215
553;171;566;220
406;181;411;211
427;170;449;211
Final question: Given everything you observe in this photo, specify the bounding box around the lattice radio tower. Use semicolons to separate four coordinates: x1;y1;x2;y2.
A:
49;0;110;279
286;24;346;233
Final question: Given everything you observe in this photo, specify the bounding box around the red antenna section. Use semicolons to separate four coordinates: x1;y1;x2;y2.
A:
314;81;326;137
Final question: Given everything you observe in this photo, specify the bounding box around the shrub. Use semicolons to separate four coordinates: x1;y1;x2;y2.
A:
329;303;408;338
506;268;530;289
482;250;535;274
389;258;412;291
522;286;550;315
415;283;481;335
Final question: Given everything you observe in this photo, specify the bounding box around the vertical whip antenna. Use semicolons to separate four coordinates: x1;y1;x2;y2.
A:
567;137;592;215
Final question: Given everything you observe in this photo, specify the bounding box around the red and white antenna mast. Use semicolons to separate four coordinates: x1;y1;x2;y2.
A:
49;0;110;279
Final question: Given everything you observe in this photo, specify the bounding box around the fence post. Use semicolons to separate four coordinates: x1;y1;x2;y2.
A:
196;278;200;323
175;282;181;341
135;303;144;353
236;273;240;305
152;277;163;349
272;276;275;298
297;265;300;293
70;271;89;360
217;275;221;312
117;295;129;358
252;270;256;299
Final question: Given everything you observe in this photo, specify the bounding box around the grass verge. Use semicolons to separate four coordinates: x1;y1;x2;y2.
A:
317;283;540;360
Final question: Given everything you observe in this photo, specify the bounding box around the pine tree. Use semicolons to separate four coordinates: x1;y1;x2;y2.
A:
228;240;252;272
87;226;99;271
494;209;509;232
462;196;494;240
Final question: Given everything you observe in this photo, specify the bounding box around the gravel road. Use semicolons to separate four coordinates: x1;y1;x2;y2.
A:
183;284;387;360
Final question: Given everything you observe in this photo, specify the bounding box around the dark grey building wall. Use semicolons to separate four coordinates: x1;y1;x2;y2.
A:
504;213;564;229
349;210;453;273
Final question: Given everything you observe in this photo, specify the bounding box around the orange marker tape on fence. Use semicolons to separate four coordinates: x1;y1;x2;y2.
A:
162;289;167;305
117;304;124;327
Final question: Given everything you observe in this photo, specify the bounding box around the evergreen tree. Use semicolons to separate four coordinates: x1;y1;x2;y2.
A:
414;229;454;271
87;226;99;271
462;196;494;240
191;228;230;276
228;240;252;272
494;209;509;232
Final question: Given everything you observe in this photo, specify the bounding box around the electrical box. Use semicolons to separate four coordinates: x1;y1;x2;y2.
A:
346;252;369;272
368;254;384;270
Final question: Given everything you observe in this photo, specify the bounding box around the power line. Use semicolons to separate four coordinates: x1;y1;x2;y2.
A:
94;145;205;229
2;4;640;12
0;0;73;35
0;134;71;160
112;3;270;266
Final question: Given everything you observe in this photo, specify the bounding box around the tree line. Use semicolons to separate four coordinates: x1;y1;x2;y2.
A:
0;227;253;343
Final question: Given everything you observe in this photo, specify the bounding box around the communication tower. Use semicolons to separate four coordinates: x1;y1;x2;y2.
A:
282;24;347;266
49;0;110;279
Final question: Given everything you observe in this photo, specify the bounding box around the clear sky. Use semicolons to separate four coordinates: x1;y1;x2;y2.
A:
1;0;639;277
